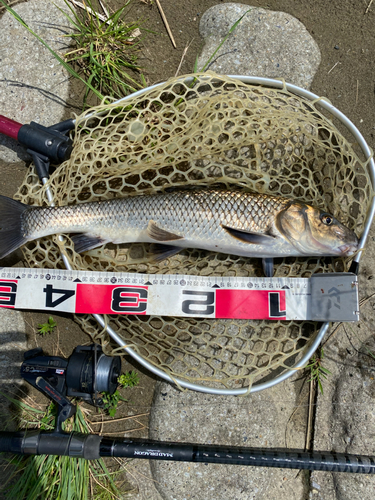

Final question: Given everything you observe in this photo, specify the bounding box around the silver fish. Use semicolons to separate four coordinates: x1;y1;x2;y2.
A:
0;190;358;269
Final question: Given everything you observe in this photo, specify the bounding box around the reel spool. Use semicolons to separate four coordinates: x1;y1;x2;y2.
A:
65;345;121;402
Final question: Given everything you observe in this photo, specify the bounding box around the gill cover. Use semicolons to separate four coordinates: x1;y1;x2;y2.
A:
276;202;355;256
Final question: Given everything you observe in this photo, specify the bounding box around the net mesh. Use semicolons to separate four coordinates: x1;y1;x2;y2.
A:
15;72;373;390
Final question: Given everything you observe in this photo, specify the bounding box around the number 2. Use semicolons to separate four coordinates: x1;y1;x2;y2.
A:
181;291;215;315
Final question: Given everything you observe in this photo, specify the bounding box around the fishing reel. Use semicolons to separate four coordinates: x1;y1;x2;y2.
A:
1;343;372;472
21;344;121;432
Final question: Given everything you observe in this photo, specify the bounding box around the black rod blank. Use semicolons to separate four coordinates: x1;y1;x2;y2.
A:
1;431;375;474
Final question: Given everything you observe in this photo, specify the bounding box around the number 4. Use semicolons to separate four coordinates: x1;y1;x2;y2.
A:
44;284;75;308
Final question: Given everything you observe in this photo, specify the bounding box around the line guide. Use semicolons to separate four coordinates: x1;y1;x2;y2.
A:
0;267;359;322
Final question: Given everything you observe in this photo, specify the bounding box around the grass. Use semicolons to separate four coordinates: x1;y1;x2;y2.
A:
0;369;140;498
102;371;139;417
118;371;139;388
0;0;147;107
1;0;249;111
60;0;147;104
307;347;332;394
37;316;57;336
102;390;128;418
0;396;126;500
0;0;103;101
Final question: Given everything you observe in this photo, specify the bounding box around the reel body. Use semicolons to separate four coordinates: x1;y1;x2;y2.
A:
21;344;121;431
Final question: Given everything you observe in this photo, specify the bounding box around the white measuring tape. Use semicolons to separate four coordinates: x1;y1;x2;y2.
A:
0;268;359;322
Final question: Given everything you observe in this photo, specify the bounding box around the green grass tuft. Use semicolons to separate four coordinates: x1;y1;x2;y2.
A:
102;371;139;417
37;316;57;336
118;371;139;388
0;0;147;108
0;0;103;101
59;0;146;105
307;348;331;394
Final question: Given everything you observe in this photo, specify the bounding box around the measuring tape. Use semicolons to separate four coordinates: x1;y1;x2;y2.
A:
0;268;359;322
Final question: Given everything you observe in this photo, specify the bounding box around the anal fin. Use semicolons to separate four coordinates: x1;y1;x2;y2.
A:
147;221;183;242
71;234;106;253
149;243;183;262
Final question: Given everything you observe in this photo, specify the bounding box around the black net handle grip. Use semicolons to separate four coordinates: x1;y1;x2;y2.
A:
0;431;101;460
0;432;20;453
1;431;375;473
102;438;375;474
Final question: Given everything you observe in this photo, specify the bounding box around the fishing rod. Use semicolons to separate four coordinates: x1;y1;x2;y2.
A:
0;344;374;474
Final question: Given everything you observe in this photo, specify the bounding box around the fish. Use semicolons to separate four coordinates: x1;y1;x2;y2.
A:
0;189;358;275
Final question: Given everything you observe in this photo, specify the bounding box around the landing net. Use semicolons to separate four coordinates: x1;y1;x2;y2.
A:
15;72;373;391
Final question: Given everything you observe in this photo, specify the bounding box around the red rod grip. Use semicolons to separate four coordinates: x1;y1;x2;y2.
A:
0;115;23;140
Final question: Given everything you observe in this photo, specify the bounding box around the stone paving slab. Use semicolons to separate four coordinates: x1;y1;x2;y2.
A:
197;3;321;90
148;379;308;500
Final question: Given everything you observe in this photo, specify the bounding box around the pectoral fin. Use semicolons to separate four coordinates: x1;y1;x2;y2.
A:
222;225;275;245
147;221;183;242
71;234;106;253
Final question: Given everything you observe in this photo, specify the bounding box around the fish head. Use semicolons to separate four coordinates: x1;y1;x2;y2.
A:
277;202;359;256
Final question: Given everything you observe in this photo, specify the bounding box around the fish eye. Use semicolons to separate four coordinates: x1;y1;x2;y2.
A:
321;214;334;226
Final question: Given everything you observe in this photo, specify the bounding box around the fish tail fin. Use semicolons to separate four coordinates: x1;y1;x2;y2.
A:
0;195;29;259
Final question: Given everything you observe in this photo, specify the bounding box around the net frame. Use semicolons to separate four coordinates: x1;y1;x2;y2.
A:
28;74;375;395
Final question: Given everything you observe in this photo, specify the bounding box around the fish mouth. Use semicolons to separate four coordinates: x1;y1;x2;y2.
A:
338;243;358;256
296;236;358;257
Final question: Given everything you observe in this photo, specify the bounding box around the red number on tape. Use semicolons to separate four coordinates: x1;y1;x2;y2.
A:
215;290;286;320
0;279;18;308
75;284;148;315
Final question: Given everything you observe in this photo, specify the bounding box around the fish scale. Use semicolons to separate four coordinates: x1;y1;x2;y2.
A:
0;189;359;261
21;190;287;241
